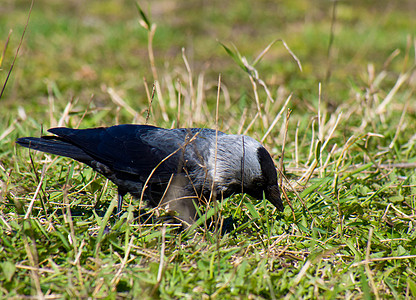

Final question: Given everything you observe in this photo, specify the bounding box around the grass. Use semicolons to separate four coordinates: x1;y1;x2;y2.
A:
1;0;416;298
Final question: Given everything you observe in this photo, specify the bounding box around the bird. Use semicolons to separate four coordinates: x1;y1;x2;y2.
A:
16;124;283;225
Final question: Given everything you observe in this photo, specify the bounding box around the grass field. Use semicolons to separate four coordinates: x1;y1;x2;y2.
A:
1;0;416;298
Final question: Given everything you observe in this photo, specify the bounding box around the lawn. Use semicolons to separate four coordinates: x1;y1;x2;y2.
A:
1;0;416;298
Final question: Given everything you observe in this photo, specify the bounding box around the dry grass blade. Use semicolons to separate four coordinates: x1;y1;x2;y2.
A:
144;82;156;125
206;74;222;233
242;112;259;136
111;236;134;290
261;93;292;143
376;72;409;114
279;109;292;189
24;165;46;219
253;39;303;73
182;48;195;127
0;120;16;141
365;228;380;300
389;96;410;149
0;29;12;68
22;234;44;299
135;4;169;123
0;0;34;99
107;87;139;119
15;264;55;274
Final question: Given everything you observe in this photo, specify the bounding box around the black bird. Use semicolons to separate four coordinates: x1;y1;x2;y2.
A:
16;125;283;224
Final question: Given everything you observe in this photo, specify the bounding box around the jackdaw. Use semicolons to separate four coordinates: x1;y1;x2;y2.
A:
16;124;283;225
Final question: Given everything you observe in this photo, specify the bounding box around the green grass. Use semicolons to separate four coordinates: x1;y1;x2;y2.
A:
1;0;416;298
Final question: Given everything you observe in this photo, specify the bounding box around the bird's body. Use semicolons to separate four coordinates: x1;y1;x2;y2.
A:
16;124;283;224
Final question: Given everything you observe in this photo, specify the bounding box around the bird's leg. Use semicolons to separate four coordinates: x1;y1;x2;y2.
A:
117;188;126;215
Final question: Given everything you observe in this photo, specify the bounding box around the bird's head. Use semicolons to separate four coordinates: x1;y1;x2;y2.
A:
212;135;284;212
241;144;283;212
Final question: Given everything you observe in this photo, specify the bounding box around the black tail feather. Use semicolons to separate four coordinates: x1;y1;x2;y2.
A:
16;137;93;162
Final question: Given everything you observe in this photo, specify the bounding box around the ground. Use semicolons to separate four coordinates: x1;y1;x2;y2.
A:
1;0;416;298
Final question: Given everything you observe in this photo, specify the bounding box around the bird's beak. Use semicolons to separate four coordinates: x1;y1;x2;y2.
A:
266;185;284;212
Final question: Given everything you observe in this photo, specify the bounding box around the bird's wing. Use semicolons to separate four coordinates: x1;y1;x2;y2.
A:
144;127;223;170
48;125;185;179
